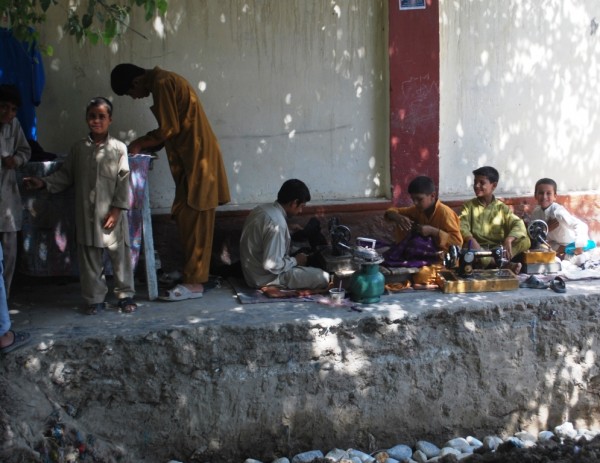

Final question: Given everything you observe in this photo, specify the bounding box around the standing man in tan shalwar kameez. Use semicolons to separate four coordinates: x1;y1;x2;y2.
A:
111;64;230;301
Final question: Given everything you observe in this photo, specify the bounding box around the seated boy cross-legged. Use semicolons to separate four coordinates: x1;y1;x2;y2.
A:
383;176;463;287
459;166;530;273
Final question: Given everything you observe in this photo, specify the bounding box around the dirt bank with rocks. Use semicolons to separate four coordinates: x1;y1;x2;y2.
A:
2;286;600;462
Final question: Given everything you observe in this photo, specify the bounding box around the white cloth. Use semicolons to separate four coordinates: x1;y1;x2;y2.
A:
531;203;590;249
240;201;329;289
0;117;31;232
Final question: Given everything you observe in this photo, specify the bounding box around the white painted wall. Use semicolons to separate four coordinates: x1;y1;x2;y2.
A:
36;0;389;211
33;1;599;209
439;0;600;198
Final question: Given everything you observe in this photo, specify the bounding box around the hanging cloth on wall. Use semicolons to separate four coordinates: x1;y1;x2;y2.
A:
0;28;46;141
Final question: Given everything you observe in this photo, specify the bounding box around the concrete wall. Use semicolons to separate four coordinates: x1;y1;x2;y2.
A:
439;0;600;198
35;0;389;211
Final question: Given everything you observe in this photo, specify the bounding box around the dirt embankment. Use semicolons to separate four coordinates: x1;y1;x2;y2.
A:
2;294;600;462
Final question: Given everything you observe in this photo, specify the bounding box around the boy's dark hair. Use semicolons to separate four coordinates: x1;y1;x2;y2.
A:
0;84;22;107
277;179;311;205
408;176;435;195
535;178;557;194
110;63;145;96
473;166;499;184
86;97;113;116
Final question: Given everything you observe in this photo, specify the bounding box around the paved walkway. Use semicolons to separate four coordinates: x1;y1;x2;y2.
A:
8;274;600;345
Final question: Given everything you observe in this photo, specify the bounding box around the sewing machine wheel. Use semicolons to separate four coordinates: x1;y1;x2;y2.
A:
528;220;548;239
331;225;351;244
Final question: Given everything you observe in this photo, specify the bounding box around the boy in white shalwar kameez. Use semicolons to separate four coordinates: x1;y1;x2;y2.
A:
530;178;596;258
24;97;137;315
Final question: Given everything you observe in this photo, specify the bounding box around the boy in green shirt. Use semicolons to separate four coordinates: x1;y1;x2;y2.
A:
459;166;530;272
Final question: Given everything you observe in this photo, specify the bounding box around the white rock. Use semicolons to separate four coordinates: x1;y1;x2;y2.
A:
554;422;577;439
348;449;375;463
466;436;483;449
444;438;471;454
411;449;428;463
326;449;349;461
483;435;503;451
538;431;555;442
273;459;290;463
415;440;440;458
386;444;412;461
576;429;598;441
440;447;461;457
514;431;536;444
244;460;263;463
292;451;324;463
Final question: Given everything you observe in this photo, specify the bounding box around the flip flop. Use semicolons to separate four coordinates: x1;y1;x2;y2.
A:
550;276;567;293
519;275;549;289
158;284;204;302
1;330;31;354
118;297;138;313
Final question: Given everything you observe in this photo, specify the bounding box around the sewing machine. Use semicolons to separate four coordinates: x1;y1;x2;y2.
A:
436;244;519;293
522;220;561;274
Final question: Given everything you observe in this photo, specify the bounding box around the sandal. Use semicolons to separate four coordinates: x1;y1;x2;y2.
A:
0;330;31;354
87;302;105;315
550;276;567;293
118;297;138;313
519;275;549;289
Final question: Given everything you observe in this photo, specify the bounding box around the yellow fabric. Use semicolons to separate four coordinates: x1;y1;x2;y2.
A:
412;264;443;285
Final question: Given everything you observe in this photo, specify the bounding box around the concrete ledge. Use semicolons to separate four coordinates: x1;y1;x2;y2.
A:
2;278;600;461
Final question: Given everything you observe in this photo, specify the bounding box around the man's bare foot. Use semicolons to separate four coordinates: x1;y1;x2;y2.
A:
260;286;299;298
182;283;204;293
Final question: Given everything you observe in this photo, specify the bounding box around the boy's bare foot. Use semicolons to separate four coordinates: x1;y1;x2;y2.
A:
502;262;522;274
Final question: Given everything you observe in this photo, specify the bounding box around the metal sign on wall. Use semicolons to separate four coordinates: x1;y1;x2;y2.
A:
399;0;426;10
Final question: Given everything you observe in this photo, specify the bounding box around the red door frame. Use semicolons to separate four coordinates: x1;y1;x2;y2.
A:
388;0;440;205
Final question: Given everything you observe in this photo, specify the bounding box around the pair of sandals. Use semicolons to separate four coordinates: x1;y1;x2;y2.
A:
520;275;567;293
87;297;138;315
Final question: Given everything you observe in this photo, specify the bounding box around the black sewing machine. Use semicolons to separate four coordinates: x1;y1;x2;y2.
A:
437;244;519;293
443;244;505;278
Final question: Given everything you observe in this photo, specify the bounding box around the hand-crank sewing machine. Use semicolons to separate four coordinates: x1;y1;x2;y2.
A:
436;243;520;293
443;245;505;278
521;219;561;274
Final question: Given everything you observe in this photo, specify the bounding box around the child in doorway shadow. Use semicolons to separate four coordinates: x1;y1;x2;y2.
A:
530;177;596;259
24;97;137;315
0;84;32;298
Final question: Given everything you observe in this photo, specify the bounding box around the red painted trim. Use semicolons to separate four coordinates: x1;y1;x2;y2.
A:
388;0;440;206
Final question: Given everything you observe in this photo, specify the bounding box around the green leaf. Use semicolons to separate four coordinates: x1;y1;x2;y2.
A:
87;31;100;45
82;14;93;29
157;0;168;15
